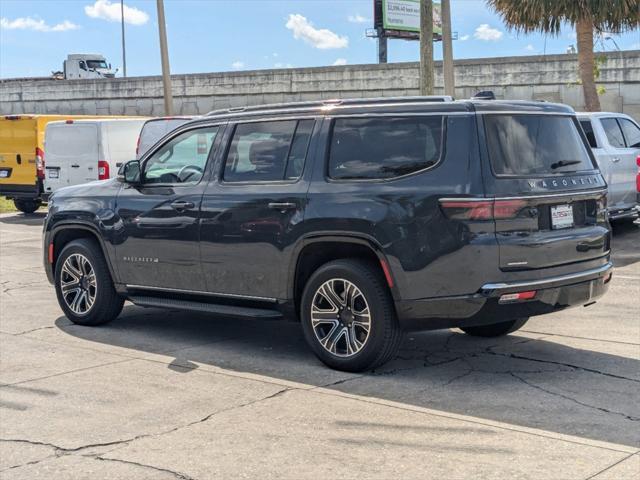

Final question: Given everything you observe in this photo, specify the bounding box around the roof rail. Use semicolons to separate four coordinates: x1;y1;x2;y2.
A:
205;95;454;117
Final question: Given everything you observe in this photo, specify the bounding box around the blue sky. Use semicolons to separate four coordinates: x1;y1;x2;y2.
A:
1;0;639;78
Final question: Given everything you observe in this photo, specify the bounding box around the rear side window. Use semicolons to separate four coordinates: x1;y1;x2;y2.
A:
484;115;593;176
601;118;626;148
223;119;314;182
328;116;443;180
619;118;640;148
579;120;598;148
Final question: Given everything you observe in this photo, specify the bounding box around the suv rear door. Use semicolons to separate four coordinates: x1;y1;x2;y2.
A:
480;112;609;272
199;117;318;300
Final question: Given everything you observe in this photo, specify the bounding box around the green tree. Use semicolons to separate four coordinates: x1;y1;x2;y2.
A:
487;0;639;111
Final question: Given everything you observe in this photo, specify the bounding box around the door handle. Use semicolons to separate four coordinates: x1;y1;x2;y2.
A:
170;200;195;211
268;202;296;212
611;157;621;163
71;164;80;168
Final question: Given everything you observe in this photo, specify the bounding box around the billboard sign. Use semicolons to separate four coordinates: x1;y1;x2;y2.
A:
375;0;442;39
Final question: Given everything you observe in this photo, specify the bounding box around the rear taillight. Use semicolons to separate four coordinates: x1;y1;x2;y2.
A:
36;147;45;179
439;199;527;220
98;160;110;180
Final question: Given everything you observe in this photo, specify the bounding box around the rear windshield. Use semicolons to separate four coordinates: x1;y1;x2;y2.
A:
484;115;594;176
138;119;191;158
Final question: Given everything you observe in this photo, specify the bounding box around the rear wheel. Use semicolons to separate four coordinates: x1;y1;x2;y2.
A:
14;199;41;214
300;259;402;372
54;239;124;326
460;317;529;337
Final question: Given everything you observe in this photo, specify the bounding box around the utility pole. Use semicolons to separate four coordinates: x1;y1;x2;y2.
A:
378;33;387;64
120;0;127;77
441;0;454;96
419;0;434;95
156;0;174;115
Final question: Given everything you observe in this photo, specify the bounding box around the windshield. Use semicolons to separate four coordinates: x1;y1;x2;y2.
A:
484;114;594;176
86;60;108;69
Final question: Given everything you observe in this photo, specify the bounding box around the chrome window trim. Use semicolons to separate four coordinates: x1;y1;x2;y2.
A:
438;188;607;202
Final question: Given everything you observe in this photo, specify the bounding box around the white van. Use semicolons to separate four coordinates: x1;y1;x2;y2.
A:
43;118;147;197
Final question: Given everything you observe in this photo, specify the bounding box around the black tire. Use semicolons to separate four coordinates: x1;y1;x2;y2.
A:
300;259;403;372
14;199;41;214
54;239;124;326
460;317;529;338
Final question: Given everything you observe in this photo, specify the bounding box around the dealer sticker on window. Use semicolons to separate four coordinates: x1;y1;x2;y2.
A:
551;204;574;229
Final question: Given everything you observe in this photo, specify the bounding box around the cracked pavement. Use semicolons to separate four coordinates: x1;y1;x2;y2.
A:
1;212;639;479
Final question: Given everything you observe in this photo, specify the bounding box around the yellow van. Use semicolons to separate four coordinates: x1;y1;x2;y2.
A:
0;114;124;213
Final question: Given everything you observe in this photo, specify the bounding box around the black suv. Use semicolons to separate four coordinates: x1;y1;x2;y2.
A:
43;98;612;371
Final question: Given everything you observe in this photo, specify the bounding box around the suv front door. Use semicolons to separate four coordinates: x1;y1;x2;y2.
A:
115;124;224;291
199;118;317;300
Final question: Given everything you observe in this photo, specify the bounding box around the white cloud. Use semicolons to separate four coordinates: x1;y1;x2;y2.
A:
525;44;536;52
85;0;149;26
231;61;245;69
286;14;348;49
0;17;79;32
333;58;348;66
474;24;503;41
459;34;470;41
348;14;369;24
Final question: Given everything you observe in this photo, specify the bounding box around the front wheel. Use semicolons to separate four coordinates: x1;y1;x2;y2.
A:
300;259;403;372
460;317;529;338
14;199;41;214
54;239;124;326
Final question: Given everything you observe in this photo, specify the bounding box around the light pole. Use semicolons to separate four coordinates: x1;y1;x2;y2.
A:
419;0;434;95
441;0;454;96
120;0;127;77
157;0;174;115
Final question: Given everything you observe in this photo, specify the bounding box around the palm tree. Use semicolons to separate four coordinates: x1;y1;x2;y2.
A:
487;0;639;111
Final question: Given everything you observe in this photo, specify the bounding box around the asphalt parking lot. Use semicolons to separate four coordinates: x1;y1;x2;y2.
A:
0;212;638;479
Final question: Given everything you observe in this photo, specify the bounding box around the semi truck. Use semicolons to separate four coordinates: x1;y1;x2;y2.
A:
51;54;117;80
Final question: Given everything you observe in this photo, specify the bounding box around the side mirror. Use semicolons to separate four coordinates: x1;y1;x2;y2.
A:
108;63;112;69
117;160;141;184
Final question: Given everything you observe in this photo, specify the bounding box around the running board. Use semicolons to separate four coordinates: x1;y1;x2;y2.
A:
128;295;283;319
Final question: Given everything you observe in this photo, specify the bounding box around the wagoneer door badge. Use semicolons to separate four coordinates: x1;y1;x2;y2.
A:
123;256;159;263
527;176;599;189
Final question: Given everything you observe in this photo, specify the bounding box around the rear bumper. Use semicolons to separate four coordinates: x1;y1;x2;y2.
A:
396;262;613;331
607;205;639;221
0;180;43;200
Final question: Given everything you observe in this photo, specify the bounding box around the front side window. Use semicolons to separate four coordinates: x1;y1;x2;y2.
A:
619;118;640;148
601;118;626;148
484;114;593;176
223;119;314;182
328;116;443;180
143;126;219;185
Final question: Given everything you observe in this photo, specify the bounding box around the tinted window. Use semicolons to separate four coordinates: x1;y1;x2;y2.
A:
619;118;640;148
329;116;443;180
484;115;593;176
601;118;626;148
144;126;219;185
223;120;313;182
138;119;192;158
579;120;598;148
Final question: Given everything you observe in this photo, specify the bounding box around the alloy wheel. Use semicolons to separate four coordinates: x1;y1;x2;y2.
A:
60;253;97;315
310;278;371;357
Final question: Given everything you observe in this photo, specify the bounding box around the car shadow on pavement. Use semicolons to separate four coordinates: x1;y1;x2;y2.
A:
0;212;47;226
55;306;640;448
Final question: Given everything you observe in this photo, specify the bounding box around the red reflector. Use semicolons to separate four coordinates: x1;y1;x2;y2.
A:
636;155;640;168
48;243;54;264
379;258;394;288
65;120;74;124
5;115;21;120
499;290;536;303
98;160;110;180
36;147;45;179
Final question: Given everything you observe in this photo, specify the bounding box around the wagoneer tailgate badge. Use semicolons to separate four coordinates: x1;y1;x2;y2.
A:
527;176;599;190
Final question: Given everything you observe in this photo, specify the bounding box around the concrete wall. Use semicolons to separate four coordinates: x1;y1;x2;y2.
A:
2;50;639;119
